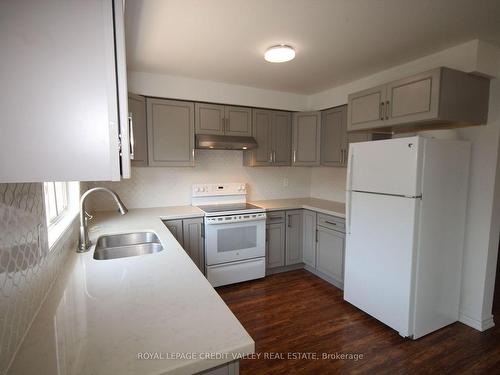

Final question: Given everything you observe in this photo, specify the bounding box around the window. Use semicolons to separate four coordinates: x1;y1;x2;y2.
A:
43;182;69;226
43;181;80;248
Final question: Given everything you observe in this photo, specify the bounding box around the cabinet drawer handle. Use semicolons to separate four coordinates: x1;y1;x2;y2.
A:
269;151;273;163
128;113;135;160
380;102;385;120
324;220;337;226
385;100;390;120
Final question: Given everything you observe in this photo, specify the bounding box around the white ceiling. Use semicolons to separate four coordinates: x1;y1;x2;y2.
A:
125;0;500;95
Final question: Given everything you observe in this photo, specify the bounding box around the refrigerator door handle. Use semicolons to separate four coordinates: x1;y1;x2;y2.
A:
346;151;354;234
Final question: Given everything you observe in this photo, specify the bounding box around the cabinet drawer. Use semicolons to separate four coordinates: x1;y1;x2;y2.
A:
317;213;345;232
266;210;285;224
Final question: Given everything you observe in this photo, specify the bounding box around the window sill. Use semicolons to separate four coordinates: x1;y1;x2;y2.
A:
47;209;79;250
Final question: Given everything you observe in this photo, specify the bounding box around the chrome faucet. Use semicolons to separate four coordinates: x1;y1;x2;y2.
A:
78;187;128;252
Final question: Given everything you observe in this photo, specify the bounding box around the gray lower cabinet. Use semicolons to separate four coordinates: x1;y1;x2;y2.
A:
163;219;184;247
347;67;490;132
244;109;291;166
195;103;251;136
302;210;317;267
266;222;286;269
316;224;345;287
183;218;205;273
128;93;148;167
285;210;303;265
163;217;204;272
147;98;195;166
292;111;321;166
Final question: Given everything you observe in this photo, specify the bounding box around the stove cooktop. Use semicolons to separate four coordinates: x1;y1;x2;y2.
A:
197;202;263;215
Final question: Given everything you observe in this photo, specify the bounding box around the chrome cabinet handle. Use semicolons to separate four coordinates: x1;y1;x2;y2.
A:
293;149;297;164
273;151;276;163
269;151;273;163
380;102;385;120
385;101;390;120
128;113;135;160
288;215;292;228
325;220;337;226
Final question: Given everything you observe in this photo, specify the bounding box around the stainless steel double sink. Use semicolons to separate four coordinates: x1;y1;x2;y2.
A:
93;232;163;260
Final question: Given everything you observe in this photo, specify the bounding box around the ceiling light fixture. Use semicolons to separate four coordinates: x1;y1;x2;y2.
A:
264;45;295;63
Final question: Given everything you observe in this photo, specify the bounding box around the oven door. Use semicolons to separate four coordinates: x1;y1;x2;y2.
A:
205;217;266;265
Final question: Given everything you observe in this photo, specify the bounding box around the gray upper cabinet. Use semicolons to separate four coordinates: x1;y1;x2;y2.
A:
195;103;225;135
292;111;321;166
195;103;251;136
321;105;384;167
347;67;490;133
225;106;252;136
285;210;303;266
302;210;317;268
321;106;347;167
183;217;205;273
244;109;291;167
347;85;386;132
128;94;148;167
147;98;195;167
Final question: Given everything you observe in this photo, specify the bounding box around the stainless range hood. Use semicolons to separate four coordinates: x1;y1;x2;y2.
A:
195;134;258;150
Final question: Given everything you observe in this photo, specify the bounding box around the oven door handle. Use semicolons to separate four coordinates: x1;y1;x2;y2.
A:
205;218;266;225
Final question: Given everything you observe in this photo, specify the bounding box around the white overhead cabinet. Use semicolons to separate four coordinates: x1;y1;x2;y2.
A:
0;0;131;182
292;112;321;166
128;94;148;167
347;67;490;133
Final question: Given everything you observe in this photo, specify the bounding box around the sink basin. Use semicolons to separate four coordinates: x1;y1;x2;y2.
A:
93;232;163;260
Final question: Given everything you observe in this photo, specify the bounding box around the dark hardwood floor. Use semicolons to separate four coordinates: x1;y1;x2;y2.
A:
217;269;500;375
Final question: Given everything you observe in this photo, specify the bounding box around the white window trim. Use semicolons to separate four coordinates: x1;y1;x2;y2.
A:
46;182;80;249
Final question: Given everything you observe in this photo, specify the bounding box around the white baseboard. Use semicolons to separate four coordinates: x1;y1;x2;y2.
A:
459;312;495;331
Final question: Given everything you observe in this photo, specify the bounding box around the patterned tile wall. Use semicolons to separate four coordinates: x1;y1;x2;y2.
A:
87;150;314;210
0;183;78;375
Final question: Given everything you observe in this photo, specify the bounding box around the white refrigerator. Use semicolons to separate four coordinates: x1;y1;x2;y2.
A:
344;136;470;339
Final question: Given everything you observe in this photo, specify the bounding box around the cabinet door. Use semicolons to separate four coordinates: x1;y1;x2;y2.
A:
266;223;286;269
128;94;148;167
163;220;184;247
147;98;195;167
292;112;321;166
316;227;345;285
225;106;252;136
285;210;303;265
243;109;272;166
0;0;129;182
347;85;386;132
272;111;292;166
385;68;440;126
183;218;205;273
302;210;317;267
321;106;347;167
195;103;225;135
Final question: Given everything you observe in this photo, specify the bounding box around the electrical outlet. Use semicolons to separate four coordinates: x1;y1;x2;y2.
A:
283;177;289;187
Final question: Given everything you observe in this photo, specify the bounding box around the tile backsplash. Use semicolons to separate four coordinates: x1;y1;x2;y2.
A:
0;183;77;374
87;150;315;210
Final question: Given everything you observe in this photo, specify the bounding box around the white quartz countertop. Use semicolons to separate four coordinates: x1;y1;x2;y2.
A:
251;198;346;218
8;207;254;375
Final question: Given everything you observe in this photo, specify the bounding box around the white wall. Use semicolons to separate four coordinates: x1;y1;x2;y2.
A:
310;167;347;202
87;150;312;210
128;71;309;111
457;79;500;330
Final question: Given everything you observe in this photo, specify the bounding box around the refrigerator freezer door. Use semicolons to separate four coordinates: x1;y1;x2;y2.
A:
349;136;422;196
344;191;419;337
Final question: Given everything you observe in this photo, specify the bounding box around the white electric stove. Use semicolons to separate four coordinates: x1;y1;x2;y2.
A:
192;183;266;287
